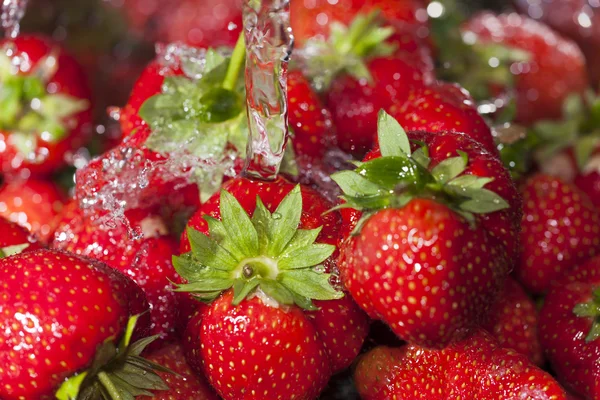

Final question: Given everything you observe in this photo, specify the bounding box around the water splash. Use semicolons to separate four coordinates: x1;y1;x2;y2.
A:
1;0;28;38
242;0;294;180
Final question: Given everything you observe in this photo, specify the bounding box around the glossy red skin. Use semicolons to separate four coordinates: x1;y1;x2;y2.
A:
514;0;600;88
483;277;543;366
353;130;521;261
355;330;566;399
575;171;600;209
540;256;600;399
326;57;433;157
187;291;332;400
120;0;243;48
0;249;148;400
180;176;341;253
463;12;588;125
518;174;600;294
51;201;182;346
0;35;92;177
288;70;336;163
139;344;218;400
291;0;427;45
339;199;510;347
390;82;498;156
0;179;65;243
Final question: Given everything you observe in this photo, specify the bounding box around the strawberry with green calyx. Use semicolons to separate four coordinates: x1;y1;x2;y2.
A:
0;249;156;399
56;314;172;400
300;11;433;156
539;256;600;399
177;184;369;399
0;35;92;177
333;110;515;348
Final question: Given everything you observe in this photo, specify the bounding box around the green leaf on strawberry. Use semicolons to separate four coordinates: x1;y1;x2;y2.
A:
56;314;172;400
573;287;600;343
174;185;343;310
331;110;509;229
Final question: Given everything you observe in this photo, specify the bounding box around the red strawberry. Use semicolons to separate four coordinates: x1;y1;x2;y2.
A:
334;111;517;347
0;216;41;252
539;255;600;399
463;12;589;125
287;69;336;164
139;344;218;400
51;201;185;346
389;81;498;155
0;248;172;400
299;11;434;157
290;0;427;45
483;277;544;365
518;174;600;294
514;0;600;89
119;0;243;48
355;329;567;399
176;179;369;399
0;35;92;177
0;178;65;242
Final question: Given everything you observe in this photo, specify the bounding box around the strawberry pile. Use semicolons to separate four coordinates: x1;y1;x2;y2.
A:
2;0;600;399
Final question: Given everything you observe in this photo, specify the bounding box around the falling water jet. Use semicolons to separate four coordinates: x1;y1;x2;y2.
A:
242;0;294;180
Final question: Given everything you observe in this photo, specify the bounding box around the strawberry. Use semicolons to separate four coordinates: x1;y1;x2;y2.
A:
483;277;544;366
333;110;517;347
462;12;589;125
300;11;434;157
290;0;427;45
514;0;600;89
176;180;369;399
0;248;176;400
120;0;243;48
389;81;498;155
0;35;92;177
51;200;185;346
354;329;567;399
539;255;600;400
139;343;218;400
0;215;41;253
0;178;65;242
518;174;600;294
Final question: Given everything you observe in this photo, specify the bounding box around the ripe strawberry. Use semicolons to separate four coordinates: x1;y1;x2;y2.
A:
514;0;600;88
51;201;185;346
139;344;219;400
483;277;544;365
0;35;92;177
0;215;41;253
290;0;427;45
355;329;567;399
301;12;434;156
389;81;498;155
334;111;517;347
0;178;65;242
176;180;369;399
518;174;600;294
119;0;243;48
463;12;589;125
539;255;600;399
0;248;173;400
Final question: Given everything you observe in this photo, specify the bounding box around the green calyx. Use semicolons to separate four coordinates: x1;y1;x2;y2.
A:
300;10;396;90
173;185;343;310
530;91;600;170
331;110;509;231
55;314;171;400
430;0;530;102
0;243;30;258
0;51;89;157
573;287;600;343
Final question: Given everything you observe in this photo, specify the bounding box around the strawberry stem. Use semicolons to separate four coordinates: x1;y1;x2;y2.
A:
223;33;246;91
97;371;123;400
